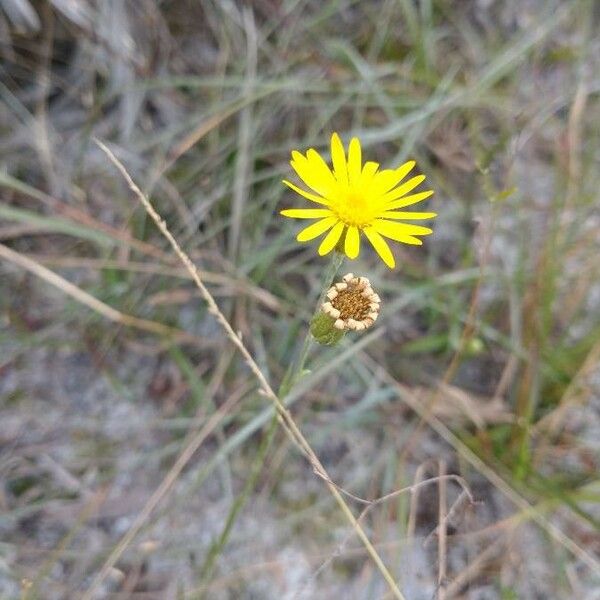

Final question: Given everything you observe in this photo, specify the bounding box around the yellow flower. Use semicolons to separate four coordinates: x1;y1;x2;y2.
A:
280;133;436;268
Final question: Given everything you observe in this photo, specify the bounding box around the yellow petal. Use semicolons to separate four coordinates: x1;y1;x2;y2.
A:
305;149;338;194
330;133;348;186
347;137;362;185
318;221;345;255
282;180;330;205
384;190;434;210
290;153;335;198
380;175;426;203
380;210;436;220
372;220;428;243
280;208;333;219
360;161;379;184
363;226;395;268
370;169;396;195
380;211;436;221
394;160;417;184
296;217;338;242
344;225;360;259
371;160;416;196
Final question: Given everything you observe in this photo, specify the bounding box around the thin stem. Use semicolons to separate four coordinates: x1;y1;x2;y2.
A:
93;141;406;600
200;252;344;595
315;251;346;310
197;415;278;595
279;251;345;398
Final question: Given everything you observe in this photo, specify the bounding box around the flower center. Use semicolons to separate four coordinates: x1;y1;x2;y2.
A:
332;191;374;227
331;288;371;321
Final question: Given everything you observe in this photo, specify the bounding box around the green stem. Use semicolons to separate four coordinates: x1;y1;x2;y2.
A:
196;253;344;595
196;253;345;593
196;415;278;596
279;252;345;398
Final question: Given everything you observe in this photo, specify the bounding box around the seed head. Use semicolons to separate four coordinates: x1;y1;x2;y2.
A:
321;274;380;332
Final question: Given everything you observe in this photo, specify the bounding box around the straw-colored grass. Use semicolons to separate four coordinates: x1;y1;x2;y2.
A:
1;1;599;598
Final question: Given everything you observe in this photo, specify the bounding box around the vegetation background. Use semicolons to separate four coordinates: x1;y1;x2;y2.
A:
1;0;599;598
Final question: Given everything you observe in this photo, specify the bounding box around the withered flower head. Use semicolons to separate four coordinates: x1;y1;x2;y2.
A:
321;273;380;332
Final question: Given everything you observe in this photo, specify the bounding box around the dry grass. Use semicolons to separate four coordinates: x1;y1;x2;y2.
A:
1;1;600;599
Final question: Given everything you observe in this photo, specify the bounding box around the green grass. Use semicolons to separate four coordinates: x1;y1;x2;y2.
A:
1;0;600;598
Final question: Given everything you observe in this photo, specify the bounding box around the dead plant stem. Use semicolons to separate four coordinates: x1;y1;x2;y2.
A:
91;139;406;600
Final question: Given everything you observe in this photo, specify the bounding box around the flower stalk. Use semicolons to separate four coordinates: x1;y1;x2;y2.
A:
279;251;344;398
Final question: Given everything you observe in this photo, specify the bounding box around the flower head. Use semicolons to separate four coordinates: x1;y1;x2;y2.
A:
281;133;436;268
322;273;380;331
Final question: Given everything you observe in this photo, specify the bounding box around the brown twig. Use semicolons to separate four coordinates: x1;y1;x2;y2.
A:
90;139;406;600
367;359;600;578
297;472;473;599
